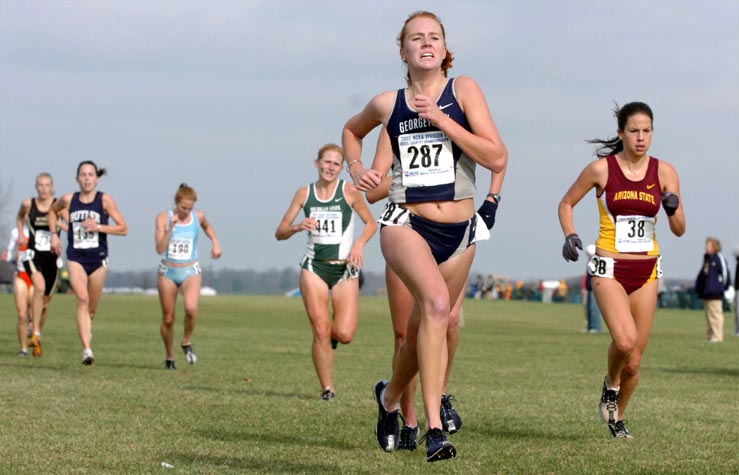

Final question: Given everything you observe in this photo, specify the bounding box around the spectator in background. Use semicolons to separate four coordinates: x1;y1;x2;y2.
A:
541;280;558;303
695;237;731;342
483;274;494;300
556;279;569;302
474;274;484;299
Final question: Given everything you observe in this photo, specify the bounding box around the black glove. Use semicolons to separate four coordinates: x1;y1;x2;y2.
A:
661;192;679;216
562;233;583;262
477;199;498;230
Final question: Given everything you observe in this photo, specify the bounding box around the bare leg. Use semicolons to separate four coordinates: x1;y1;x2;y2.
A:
180;273;202;346
157;275;178;360
67;261;92;350
594;277;636;389
68;262;107;350
594;276;658;422
86;265;108;322
617;280;658;418
13;277;32;352
30;271;45;337
299;269;334;393
329;276;359;345
443;280;466;394
380;225;475;431
385;265;418;427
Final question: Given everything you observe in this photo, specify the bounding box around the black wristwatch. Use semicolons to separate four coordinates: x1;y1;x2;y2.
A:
487;193;501;204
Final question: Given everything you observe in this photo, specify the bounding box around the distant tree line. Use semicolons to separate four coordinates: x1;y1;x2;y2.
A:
103;267;387;295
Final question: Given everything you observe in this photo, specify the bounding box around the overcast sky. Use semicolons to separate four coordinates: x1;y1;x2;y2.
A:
1;0;737;281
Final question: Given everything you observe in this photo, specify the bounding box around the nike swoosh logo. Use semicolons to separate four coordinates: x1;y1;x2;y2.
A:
334;197;344;203
439;103;453;110
646;184;656;189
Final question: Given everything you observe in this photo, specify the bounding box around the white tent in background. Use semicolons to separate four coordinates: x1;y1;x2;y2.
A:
284;287;301;297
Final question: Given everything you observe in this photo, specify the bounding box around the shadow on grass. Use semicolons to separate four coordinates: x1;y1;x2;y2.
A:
94;362;166;371
0;361;69;372
168;451;343;474
185;385;317;400
658;367;739;377
198;427;361;451
473;424;588;441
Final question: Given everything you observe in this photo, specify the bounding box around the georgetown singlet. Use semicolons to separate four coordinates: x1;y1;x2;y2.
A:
162;211;199;264
302;180;355;260
385;77;476;203
67;191;109;263
596;155;662;255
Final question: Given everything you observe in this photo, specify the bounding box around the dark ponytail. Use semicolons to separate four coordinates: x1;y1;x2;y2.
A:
587;102;654;158
76;160;107;178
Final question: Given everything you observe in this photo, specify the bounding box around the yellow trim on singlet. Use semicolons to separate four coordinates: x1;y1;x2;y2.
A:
596;192;660;256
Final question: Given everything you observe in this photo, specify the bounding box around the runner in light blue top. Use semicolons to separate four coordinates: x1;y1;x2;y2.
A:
155;183;222;370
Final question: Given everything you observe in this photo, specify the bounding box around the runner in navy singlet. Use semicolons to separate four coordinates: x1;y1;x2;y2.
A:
364;127;506;449
49;161;128;366
342;11;507;461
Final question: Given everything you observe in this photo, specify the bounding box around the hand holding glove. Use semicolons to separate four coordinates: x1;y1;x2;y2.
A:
562;233;583;262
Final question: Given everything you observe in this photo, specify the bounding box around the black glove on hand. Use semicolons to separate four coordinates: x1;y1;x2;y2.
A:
477;200;498;230
661;192;679;216
562;233;583;262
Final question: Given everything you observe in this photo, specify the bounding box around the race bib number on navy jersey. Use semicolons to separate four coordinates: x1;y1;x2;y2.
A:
377;202;410;227
72;222;99;249
398;131;454;187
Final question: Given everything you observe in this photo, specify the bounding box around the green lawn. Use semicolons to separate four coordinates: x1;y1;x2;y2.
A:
0;294;737;474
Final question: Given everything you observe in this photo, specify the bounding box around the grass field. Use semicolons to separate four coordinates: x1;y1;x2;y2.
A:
0;293;737;474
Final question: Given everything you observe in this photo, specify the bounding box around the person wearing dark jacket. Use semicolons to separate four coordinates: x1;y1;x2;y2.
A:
695;237;731;342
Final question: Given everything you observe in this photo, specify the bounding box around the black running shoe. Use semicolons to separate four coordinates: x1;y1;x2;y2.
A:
421;428;456;462
441;394;462;434
330;338;338;350
397;413;418;450
165;359;176;370
599;377;619;424
373;380;399;452
609;420;633;439
398;424;418;451
321;388;335;400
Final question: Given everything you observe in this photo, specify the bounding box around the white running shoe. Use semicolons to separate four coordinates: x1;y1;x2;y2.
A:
182;344;197;364
82;348;95;365
599;377;619;424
